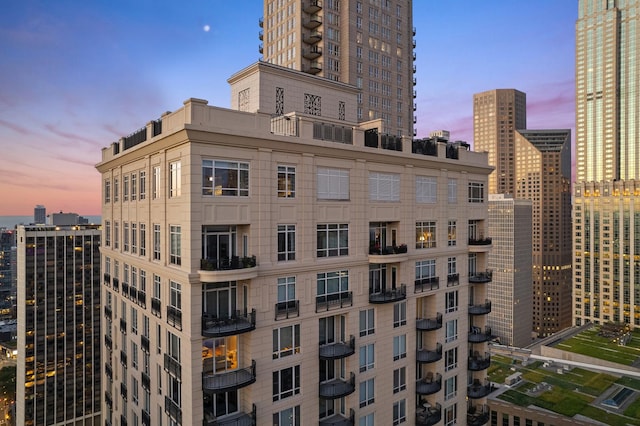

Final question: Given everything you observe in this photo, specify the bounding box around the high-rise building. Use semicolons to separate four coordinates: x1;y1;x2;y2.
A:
16;223;102;426
259;0;416;138
473;89;527;195
97;60;494;426
34;205;46;225
573;0;640;327
487;194;533;347
515;130;572;337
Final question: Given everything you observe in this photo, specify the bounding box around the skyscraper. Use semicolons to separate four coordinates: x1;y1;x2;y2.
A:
34;205;46;225
573;0;640;327
515;130;572;337
473;89;527;196
259;0;416;138
16;223;102;426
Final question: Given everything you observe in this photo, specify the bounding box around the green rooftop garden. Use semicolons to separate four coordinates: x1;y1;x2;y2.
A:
555;326;640;365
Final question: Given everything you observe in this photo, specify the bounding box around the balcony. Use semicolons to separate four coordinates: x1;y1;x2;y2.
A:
105;335;112;350
447;273;459;286
303;0;322;14
416;343;442;364
304;61;323;74
316;291;352;312
112;277;119;292
303;31;322;44
105;363;113;380
302;46;322;59
129;286;138;300
468;326;493;343
103;273;111;286
121;415;128;426
468;352;491;371
165;396;182;424
164;354;182;379
258;30;263;41
202;309;256;337
151;297;161;317
416;313;442;331
203;360;256;393
415;277;439;293
199;256;258;282
319;408;355;426
319;335;355;360
416;373;442;395
137;290;146;307
469;270;492;283
368;244;408;264
319;372;356;399
141;335;150;353
468;237;492;252
142;371;150;390
104;305;112;320
167;305;182;330
369;284;406;304
303;14;322;29
275;300;299;320
415;403;441;426
142;410;151;426
105;390;113;408
120;318;127;334
469;300;492;315
204;403;256;426
120;350;127;367
467;380;495;399
122;281;129;296
120;381;128;400
467;404;490;426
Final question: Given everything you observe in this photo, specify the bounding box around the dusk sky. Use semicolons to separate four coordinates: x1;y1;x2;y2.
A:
0;1;576;216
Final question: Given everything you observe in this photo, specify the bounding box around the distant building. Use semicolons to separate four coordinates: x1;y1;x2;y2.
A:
33;205;46;225
16;224;101;425
48;212;90;226
487;194;533;347
515;130;572;337
429;130;450;141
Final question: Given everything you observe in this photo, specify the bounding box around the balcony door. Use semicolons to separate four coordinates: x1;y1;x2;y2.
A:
202;225;237;265
203;282;237;319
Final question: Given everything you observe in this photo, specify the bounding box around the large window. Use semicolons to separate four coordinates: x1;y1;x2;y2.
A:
416;259;436;280
277;225;296;261
445;347;458;371
169;161;181;198
273;324;301;359
273;406;300;426
153;224;161;261
393;334;406;361
416;176;437;203
448;178;457;203
359;378;375;407
169;225;181;265
444;376;457;400
317;167;349;200
170;281;182;312
393;301;406;327
445;291;458;313
317;224;349;257
369;171;400;201
278;165;296;198
468;181;485;203
273;365;301;401
114;177;119;202
202;160;249;196
359;308;375;336
416;221;436;249
317;271;349;304
393;399;406;425
393;367;406;393
360;413;374;426
359;343;375;372
444;403;457;426
445;319;458;343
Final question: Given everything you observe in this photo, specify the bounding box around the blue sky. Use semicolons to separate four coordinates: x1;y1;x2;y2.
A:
0;0;576;215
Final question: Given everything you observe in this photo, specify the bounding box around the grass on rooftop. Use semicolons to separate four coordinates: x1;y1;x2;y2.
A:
556;327;640;365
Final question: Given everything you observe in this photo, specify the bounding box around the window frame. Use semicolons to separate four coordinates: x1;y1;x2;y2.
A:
317;167;350;200
272;365;301;401
277;165;296;198
317;223;349;257
277;224;296;261
202;159;249;197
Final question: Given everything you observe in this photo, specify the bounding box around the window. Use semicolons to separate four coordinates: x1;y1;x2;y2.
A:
273;365;301;401
393;335;406;360
131;223;137;254
359;378;375;407
393;399;406;425
124;222;130;251
169;225;181;265
359;343;375;372
202;160;249;196
278;165;296;198
445;319;458;343
114;221;119;249
416;259;436;280
369;171;400;201
151;166;161;199
170;281;181;311
132;341;139;369
105;221;111;247
131;173;137;201
448;178;457;203
448;257;457;275
317;271;349;304
416;176;437;203
273;406;300;426
124;175;129;202
416;221;436;249
277;276;296;304
273;324;301;359
444;403;457;426
445;291;458;313
393;367;406;393
448;221;456;246
444;376;457;400
317;167;349;200
169;161;181;198
167;331;180;360
393;301;406;327
139;223;146;256
131;307;138;334
114;177;119;202
359;308;375;336
104;180;111;203
359;413;374;426
468;181;484;203
132;376;139;404
277;225;296;261
317;224;349;257
139;171;146;200
153;224;161;261
445;347;458;371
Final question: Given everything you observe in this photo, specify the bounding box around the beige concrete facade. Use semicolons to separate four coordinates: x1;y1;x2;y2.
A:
97;65;493;426
259;0;416;138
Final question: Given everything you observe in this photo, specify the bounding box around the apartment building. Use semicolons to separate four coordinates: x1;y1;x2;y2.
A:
97;62;494;426
16;223;102;425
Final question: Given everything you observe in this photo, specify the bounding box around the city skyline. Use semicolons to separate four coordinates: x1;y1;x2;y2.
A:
0;0;576;215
